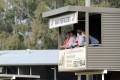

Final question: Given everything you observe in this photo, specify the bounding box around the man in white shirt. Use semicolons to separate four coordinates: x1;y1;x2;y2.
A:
67;31;76;47
80;30;99;44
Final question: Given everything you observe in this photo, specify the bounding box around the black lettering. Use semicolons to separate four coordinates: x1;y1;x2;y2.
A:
72;14;75;21
73;61;78;67
65;17;70;22
55;19;59;25
73;60;85;67
60;18;64;24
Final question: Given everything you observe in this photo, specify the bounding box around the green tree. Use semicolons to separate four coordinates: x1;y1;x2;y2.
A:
0;0;119;50
0;30;8;49
6;33;21;50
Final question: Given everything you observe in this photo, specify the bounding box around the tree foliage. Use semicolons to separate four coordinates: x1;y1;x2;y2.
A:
0;0;119;50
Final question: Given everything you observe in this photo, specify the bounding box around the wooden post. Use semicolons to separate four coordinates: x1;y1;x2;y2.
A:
102;73;104;80
58;27;62;49
78;75;81;80
85;12;89;47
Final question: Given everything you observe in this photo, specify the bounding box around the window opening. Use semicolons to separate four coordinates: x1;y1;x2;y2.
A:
59;12;86;49
7;66;18;74
89;13;101;46
19;66;30;75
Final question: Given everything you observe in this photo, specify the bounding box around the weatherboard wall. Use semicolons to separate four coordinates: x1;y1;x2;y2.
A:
87;13;120;70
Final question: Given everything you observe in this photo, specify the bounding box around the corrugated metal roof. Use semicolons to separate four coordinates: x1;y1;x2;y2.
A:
0;50;58;66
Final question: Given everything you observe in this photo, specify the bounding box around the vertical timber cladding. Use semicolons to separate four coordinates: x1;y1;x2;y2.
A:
87;13;120;70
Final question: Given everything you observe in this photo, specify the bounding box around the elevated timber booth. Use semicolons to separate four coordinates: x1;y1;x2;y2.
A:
42;5;120;80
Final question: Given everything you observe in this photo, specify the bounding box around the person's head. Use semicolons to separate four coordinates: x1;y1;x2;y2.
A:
81;31;85;37
77;29;82;33
69;31;75;36
66;32;70;38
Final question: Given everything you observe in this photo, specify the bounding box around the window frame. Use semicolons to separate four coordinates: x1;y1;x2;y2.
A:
88;12;102;47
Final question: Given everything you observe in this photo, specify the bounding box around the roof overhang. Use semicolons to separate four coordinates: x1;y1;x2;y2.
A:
42;5;120;18
75;70;107;75
0;74;40;79
0;50;58;66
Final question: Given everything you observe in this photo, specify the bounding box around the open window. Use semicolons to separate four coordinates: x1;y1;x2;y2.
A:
74;12;85;31
58;12;86;71
59;12;102;48
89;13;101;46
59;12;86;49
7;66;18;74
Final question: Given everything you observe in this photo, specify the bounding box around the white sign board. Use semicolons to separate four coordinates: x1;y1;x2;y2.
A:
49;12;78;29
58;47;86;71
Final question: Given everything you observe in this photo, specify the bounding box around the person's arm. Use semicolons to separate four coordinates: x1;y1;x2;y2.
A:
89;35;99;44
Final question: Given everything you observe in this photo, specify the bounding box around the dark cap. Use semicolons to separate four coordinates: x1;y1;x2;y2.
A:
77;29;82;33
69;30;75;34
66;32;70;34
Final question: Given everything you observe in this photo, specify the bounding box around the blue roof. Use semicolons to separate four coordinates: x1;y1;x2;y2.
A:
0;50;58;66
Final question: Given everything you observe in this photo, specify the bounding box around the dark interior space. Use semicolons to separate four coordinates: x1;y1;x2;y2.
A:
89;13;101;44
104;71;120;80
19;66;30;75
74;12;85;31
93;74;102;80
74;12;101;45
57;72;77;80
7;66;18;74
